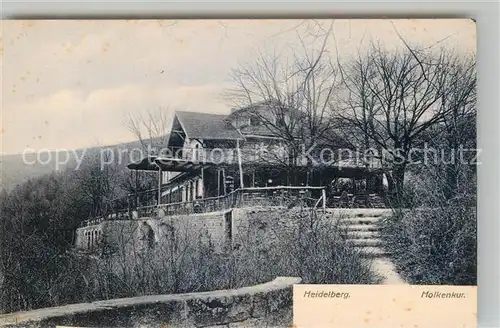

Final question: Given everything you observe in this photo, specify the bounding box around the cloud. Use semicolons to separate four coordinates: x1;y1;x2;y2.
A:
2;82;232;153
2;19;476;154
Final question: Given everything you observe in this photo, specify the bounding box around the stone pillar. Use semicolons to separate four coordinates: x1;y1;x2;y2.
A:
198;178;204;198
199;168;205;198
182;186;186;202
322;188;326;210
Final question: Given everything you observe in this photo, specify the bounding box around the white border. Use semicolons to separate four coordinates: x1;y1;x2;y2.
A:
1;1;499;327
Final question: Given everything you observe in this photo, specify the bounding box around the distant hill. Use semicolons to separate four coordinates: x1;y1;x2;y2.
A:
0;136;169;192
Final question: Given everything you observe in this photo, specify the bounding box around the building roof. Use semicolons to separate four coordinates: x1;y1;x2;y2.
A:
127;155;212;172
239;125;282;138
175;111;244;140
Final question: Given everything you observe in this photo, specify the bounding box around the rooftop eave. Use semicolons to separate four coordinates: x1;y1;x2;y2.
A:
126;156;159;171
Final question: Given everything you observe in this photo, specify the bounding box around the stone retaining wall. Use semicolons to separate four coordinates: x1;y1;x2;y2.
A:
0;277;301;328
74;207;393;254
74;211;230;253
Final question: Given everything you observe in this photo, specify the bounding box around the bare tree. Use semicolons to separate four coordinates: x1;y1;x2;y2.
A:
124;107;173;206
335;41;476;202
125;106;172;155
427;53;476;200
226;21;345;181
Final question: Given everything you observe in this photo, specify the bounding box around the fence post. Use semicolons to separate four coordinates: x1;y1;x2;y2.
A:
157;168;163;206
322;188;326;211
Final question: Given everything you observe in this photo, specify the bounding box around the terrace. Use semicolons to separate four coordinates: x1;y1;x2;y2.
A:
79;185;327;227
78;183;388;228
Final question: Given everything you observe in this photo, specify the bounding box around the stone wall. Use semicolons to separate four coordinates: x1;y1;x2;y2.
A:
74;210;232;254
75;220;141;253
0;277;301;328
74;207;393;254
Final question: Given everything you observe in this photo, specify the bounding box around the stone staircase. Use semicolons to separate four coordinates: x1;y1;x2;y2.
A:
324;209;390;258
343;215;388;257
324;208;407;284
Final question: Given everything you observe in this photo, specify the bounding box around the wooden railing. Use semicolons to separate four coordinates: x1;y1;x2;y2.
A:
138;186;327;217
78;186;387;227
79;186;327;226
327;193;388;209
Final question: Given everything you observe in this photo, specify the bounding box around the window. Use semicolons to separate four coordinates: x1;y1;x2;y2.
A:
162;171;170;183
194;143;200;161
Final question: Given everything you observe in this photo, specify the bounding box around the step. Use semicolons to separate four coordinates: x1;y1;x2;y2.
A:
347;238;383;247
356;246;390;258
346;230;379;239
324;208;391;218
344;224;379;232
340;217;382;225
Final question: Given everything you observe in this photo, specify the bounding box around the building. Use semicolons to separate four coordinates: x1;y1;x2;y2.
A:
75;101;388;253
127;101;387;213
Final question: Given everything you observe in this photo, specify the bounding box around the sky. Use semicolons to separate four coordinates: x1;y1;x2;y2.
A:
1;19;476;155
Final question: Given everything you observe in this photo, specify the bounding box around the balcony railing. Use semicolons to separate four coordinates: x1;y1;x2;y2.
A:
79;213;128;228
78;186;327;227
135;186;327;217
77;186;387;228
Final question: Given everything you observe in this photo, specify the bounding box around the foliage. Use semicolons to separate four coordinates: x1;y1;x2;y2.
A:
0;153;130;313
0;172;84;312
1;204;379;313
232;208;381;285
380;164;476;285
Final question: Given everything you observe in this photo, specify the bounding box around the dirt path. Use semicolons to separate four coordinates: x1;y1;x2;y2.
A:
372;257;407;285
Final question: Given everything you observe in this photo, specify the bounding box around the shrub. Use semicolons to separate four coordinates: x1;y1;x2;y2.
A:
1;207;380;314
380;197;476;285
231;208;381;285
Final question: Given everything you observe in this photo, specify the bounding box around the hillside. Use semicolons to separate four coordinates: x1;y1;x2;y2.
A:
0;137;168;192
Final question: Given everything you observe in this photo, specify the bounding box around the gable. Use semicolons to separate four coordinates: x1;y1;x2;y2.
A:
174;111;244;141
